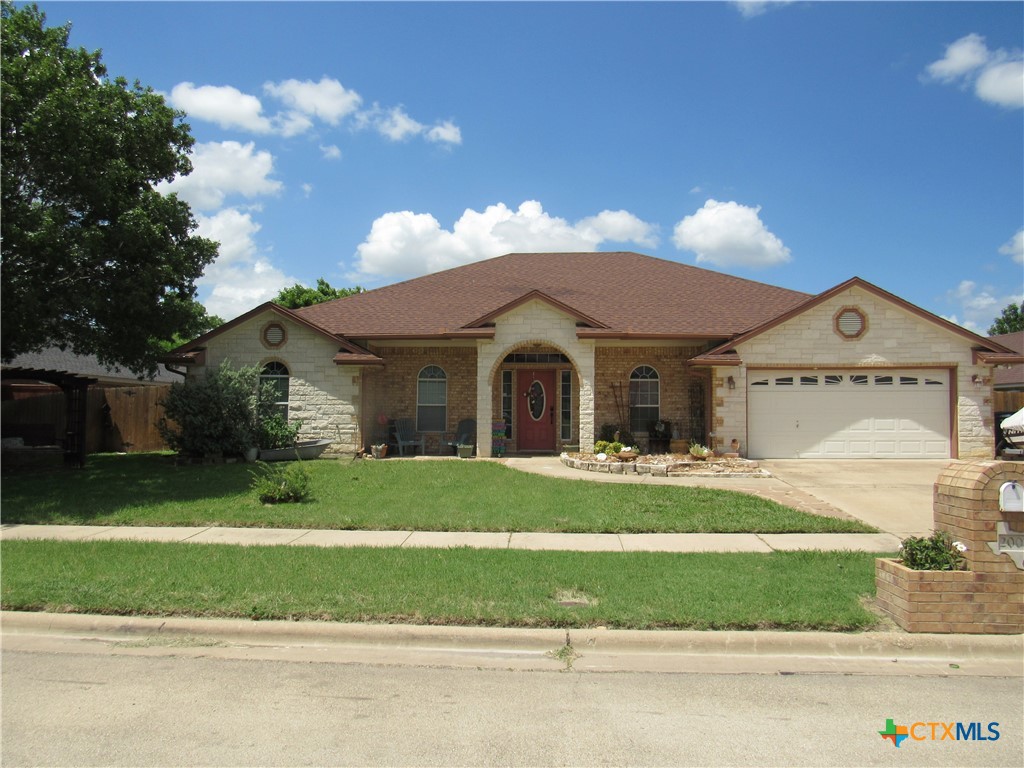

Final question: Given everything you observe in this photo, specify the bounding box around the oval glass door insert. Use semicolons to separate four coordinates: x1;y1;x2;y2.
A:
528;380;545;420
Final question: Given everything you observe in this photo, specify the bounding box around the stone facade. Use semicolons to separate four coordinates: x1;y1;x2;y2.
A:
716;284;994;458
193;309;361;456
475;299;597;457
875;460;1024;634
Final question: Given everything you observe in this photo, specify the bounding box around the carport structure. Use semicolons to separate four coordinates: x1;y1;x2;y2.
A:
1;367;97;467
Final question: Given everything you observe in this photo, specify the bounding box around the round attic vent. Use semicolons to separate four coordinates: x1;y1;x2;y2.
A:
834;307;867;339
262;322;286;348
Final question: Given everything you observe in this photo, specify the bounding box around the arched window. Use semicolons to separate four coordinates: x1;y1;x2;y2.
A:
417;365;447;433
260;361;290;419
629;365;660;434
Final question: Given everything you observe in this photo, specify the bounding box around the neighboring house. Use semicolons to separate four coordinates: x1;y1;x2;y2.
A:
163;251;1021;460
989;331;1024;394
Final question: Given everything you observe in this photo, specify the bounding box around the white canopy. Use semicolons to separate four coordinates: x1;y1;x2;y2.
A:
1002;408;1024;434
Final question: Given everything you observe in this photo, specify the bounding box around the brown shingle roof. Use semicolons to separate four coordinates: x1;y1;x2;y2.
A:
990;331;1024;390
296;252;810;339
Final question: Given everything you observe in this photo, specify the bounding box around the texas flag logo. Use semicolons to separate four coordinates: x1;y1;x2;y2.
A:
879;718;909;748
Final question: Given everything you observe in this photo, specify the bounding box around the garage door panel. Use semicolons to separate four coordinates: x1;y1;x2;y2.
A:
748;369;950;459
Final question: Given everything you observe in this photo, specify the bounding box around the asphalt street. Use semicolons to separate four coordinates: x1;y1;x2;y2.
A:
2;640;1022;767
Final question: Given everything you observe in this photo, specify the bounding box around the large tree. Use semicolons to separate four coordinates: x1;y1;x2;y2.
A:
273;278;363;309
988;302;1023;336
1;3;217;375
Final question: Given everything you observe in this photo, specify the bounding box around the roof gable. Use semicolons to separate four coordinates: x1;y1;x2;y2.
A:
465;289;609;329
694;277;1021;363
160;302;382;366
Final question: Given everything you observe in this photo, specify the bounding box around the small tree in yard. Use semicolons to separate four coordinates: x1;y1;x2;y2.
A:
159;362;301;457
158;363;260;457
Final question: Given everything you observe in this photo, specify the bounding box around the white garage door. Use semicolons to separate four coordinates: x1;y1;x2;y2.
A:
747;370;950;459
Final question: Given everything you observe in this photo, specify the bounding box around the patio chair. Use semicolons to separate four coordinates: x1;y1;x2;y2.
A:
446;419;476;455
394;418;425;456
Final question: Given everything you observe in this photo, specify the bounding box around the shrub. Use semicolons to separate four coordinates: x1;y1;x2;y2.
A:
898;531;967;571
689;442;711;459
597;424;635;448
158;362;261;457
256;411;301;450
250;461;311;504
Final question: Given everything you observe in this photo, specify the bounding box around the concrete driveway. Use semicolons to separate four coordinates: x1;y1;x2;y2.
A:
759;460;948;538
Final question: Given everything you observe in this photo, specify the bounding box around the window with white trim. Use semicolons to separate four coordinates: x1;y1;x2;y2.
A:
260;362;290;419
417;366;447;433
629;366;660;434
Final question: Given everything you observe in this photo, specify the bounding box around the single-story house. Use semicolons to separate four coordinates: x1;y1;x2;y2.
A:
164;251;1022;460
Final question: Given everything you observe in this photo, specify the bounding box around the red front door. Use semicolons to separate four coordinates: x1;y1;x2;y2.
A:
517;370;556;452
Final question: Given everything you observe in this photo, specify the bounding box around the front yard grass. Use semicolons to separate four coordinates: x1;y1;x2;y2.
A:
0;540;883;631
0;453;874;534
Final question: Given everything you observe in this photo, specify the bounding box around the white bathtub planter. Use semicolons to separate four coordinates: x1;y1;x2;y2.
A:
258;439;333;462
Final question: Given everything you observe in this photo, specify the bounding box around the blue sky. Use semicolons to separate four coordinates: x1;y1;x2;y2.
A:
40;1;1024;332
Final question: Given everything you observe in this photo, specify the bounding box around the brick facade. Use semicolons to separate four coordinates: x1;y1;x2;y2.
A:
361;344;477;454
593;346;709;450
875;460;1024;634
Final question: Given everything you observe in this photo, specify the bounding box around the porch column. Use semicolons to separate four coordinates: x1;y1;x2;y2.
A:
476;340;496;458
577;350;596;453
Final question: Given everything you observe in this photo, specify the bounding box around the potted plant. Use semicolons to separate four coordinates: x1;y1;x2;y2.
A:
457;443;474;459
688;441;711;460
371;443;387;459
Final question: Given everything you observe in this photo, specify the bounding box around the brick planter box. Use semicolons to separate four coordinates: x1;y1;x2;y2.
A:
875;558;1024;635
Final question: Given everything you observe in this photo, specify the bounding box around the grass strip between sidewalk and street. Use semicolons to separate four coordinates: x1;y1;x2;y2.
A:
1;540;885;631
0;454;874;534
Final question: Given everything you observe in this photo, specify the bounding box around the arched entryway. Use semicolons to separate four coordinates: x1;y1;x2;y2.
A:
489;345;580;455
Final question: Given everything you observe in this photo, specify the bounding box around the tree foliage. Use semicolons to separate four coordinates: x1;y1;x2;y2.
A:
988;302;1023;335
158;362;296;457
274;278;363;309
1;3;218;375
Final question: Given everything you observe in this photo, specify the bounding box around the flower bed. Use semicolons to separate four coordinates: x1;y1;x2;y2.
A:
562;452;770;478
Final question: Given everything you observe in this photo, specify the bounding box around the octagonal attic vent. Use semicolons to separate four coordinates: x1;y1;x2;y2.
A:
834;307;867;340
262;322;287;348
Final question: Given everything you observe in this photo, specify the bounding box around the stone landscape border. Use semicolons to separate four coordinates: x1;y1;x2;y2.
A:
560;454;771;479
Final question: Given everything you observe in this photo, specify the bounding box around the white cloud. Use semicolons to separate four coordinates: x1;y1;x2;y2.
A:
377;106;425;142
157;141;283;212
355;103;463;145
168;83;273;133
944;279;1022;333
732;1;793;19
426;120;463;146
263;77;362;125
319;144;342;160
350;201;658;280
999;228;1024;265
672;199;791;268
924;34;1024;109
194;208;296;320
301;183;313;198
975;59;1024;109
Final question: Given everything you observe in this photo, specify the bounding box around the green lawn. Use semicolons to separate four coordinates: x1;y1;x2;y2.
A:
0;540;883;631
0;453;874;533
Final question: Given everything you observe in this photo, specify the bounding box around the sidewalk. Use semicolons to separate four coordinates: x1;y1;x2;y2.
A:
0;523;902;553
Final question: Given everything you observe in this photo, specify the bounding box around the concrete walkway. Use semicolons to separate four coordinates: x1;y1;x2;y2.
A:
0;523;901;553
504;455;943;537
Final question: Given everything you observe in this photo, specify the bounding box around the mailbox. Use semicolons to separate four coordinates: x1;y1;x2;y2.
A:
999;481;1023;513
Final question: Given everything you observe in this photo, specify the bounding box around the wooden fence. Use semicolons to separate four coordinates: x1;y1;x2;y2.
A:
994;390;1023;414
1;385;170;453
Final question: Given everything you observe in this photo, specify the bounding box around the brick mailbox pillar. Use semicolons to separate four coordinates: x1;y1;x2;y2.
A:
875;460;1024;634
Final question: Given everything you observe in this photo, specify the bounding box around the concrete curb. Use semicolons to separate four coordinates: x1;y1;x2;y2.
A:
4;611;1021;662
